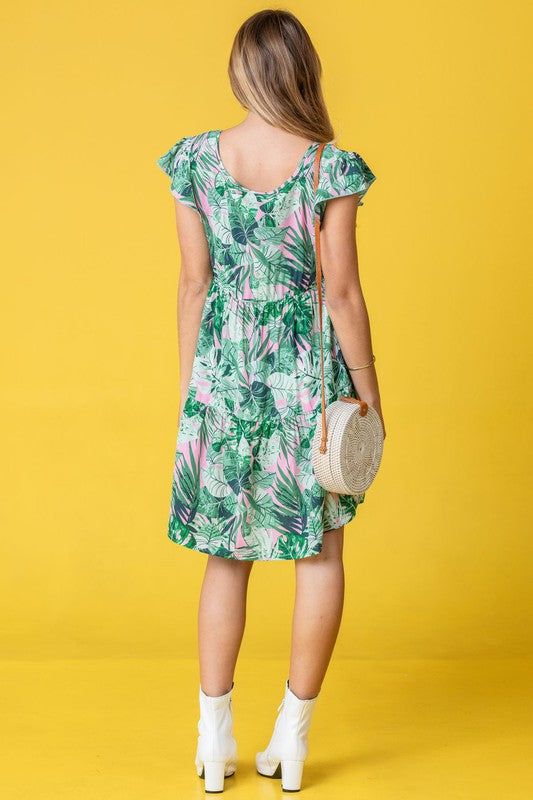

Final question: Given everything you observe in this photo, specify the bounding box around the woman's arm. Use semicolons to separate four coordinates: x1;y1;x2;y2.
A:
320;194;386;438
172;200;213;423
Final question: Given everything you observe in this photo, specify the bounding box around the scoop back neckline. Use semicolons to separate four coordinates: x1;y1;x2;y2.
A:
212;129;318;197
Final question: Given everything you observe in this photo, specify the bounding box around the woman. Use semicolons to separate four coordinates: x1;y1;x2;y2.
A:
156;9;386;793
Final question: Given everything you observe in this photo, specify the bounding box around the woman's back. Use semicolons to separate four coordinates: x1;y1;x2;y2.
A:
157;128;376;301
215;126;316;195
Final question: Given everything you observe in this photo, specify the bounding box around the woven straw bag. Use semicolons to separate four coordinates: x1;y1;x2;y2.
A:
310;143;384;495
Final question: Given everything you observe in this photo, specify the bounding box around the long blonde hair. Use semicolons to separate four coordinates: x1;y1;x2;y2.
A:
228;10;336;144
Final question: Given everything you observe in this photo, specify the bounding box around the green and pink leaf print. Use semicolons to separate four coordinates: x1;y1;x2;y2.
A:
157;129;376;560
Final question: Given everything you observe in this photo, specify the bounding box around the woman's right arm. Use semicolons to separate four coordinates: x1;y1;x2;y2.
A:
320;194;386;439
172;200;213;424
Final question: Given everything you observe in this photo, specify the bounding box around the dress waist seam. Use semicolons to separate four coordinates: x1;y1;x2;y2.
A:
208;277;323;303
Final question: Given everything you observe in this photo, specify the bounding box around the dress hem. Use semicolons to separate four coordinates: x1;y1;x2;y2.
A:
323;501;363;534
166;497;363;561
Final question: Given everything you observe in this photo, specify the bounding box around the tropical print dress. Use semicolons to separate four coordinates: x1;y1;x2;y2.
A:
157;128;376;561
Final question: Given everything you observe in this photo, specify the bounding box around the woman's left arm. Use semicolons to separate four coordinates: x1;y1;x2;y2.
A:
320;194;386;439
172;200;213;424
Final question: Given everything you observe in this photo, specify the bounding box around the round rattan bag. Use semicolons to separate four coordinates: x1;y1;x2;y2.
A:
311;397;384;494
309;143;384;495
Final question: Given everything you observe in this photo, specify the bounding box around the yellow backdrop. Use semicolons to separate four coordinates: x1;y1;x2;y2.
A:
2;0;532;664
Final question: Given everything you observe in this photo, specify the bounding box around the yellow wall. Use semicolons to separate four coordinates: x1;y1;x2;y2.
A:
2;1;532;660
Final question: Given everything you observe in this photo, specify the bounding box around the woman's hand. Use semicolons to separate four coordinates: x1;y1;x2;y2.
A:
362;396;386;440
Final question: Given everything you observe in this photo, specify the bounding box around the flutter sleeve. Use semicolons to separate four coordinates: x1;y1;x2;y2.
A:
315;146;377;223
156;135;200;213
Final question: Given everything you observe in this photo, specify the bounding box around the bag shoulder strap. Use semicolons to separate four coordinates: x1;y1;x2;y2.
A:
313;144;328;454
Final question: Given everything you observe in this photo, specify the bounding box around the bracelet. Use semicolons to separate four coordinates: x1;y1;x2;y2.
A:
347;354;376;372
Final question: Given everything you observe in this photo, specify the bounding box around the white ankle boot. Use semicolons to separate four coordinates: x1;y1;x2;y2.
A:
256;678;320;791
195;681;238;793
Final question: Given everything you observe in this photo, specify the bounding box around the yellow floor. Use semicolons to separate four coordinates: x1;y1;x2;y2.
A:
1;657;531;798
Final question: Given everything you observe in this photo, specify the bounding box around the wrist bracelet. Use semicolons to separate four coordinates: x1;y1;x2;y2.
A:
347;354;376;372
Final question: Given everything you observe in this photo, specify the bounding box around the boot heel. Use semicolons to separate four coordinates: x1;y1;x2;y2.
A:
203;760;226;793
281;759;305;791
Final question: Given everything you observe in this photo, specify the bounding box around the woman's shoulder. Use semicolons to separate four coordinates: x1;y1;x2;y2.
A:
156;131;216;212
321;141;374;173
157;130;213;162
315;141;377;208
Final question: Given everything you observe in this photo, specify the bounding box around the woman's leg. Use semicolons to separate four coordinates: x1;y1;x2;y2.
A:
290;526;345;699
198;555;254;696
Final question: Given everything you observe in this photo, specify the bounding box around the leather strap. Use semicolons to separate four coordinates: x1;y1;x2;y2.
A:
312;143;328;454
